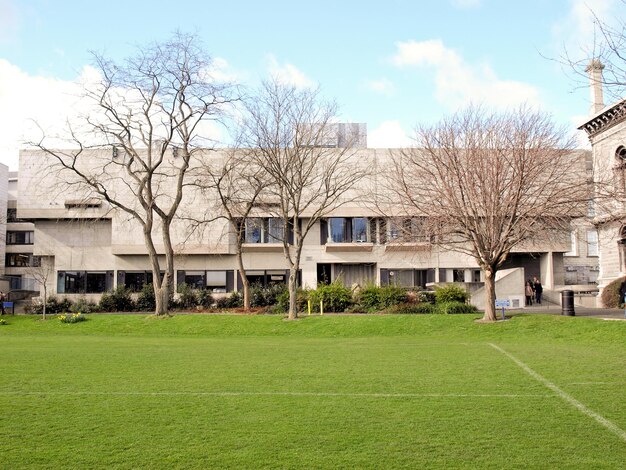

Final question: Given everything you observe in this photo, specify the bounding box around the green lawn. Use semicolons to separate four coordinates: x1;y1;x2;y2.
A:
1;313;625;469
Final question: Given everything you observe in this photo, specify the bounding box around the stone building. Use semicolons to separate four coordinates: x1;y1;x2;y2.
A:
578;60;626;300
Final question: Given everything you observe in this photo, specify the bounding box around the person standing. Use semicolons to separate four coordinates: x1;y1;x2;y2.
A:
533;277;543;305
0;291;5;315
525;280;534;306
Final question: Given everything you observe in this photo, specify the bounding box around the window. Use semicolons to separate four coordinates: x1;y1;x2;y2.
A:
238;269;294;288
183;271;205;290
381;269;432;288
206;271;228;293
6;231;34;245
5;253;36;267
123;271;154;291
58;271;112;294
6;208;23;222
327;217;370;243
453;269;466;282
587;230;599;256
244;218;286;243
385;217;429;243
564;230;578;256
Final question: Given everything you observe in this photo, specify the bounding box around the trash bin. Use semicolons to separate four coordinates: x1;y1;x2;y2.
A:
561;290;575;316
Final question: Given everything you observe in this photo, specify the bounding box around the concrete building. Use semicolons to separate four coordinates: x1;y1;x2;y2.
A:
8;139;581;309
578;60;626;301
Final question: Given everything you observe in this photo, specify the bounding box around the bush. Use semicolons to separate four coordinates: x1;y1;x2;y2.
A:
30;296;74;315
386;302;435;314
177;283;199;309
198;289;214;309
99;286;136;312
434;285;469;304
0;318;7;325
357;284;407;312
275;288;310;313
136;283;156;312
69;296;99;314
600;276;626;308
58;313;87;324
435;301;478;314
309;281;353;313
215;291;243;309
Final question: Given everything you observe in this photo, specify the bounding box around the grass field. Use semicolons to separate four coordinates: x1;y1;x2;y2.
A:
1;313;625;469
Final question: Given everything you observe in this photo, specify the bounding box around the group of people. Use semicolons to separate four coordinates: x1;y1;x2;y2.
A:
524;277;543;306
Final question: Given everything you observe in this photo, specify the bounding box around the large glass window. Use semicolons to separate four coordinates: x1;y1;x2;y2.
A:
327;217;369;243
244;218;286;243
5;253;36;267
245;218;263;243
58;271;111;294
206;271;228;293
564;230;578;257
184;271;205;290
6;231;34;245
124;272;154;291
352;218;368;242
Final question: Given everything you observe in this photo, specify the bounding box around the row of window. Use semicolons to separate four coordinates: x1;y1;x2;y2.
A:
53;266;482;294
240;217;432;245
6;231;34;245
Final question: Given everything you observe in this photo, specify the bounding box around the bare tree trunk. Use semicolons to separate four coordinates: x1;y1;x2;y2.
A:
482;268;497;322
236;252;251;310
287;267;298;320
42;285;47;321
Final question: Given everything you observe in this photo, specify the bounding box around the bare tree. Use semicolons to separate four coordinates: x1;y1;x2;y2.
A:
240;80;368;319
197;149;269;309
26;256;55;320
30;33;237;316
388;106;588;322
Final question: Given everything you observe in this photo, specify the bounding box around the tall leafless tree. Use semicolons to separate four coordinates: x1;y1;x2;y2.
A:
387;106;589;322
196;149;269;309
240;80;368;319
30;33;237;316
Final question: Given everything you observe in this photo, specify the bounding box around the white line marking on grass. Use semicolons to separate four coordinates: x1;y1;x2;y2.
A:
489;343;626;443
0;391;552;399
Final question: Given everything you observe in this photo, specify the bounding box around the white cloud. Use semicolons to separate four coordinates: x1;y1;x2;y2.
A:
368;120;412;148
266;55;315;89
364;78;396;96
570;114;592;149
0;59;227;171
205;57;240;83
391;39;541;110
553;0;617;55
450;0;482;9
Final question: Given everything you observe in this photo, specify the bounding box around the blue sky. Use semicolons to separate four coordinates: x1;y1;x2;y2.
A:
0;0;622;169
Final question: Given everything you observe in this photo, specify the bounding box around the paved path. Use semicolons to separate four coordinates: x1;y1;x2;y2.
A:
509;302;625;320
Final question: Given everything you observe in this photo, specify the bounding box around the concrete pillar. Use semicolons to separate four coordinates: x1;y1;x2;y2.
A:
586;59;605;115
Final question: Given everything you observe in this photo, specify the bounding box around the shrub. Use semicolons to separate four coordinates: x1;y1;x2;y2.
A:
434;285;469;304
69;296;99;314
386;303;436;314
99;286;136;312
357;284;407;312
309;281;353;313
136;283;156;312
276;288;310;313
0;318;7;325
600;276;626;308
215;291;243;309
30;296;75;315
198;289;214;309
177;283;199;309
58;313;87;323
435;301;478;314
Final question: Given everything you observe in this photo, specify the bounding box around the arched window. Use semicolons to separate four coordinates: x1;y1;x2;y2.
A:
616;146;626;162
616;146;626;198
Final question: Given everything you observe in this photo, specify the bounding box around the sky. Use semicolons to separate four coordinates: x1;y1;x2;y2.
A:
0;0;622;170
